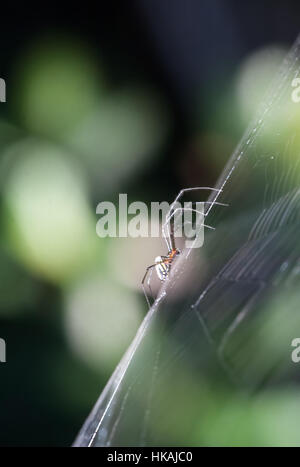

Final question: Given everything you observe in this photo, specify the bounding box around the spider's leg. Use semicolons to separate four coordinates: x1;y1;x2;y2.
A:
166;207;215;229
147;268;154;308
166;202;227;229
163;208;197;246
166;187;223;224
162;206;212;249
161;226;172;251
146;267;154;305
142;259;172;309
163;207;216;251
191;200;228;209
163;207;215;249
142;264;157;309
164;201;227;243
163;187;224;249
162;229;172;251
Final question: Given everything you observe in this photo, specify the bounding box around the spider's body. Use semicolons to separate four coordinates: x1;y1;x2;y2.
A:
155;248;180;282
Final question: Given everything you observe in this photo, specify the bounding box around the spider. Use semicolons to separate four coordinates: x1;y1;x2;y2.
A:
142;187;226;308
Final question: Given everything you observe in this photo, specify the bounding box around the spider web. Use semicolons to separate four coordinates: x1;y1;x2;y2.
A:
73;34;300;447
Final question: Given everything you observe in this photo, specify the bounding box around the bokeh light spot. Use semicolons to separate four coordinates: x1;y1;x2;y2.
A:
3;139;100;284
65;274;142;371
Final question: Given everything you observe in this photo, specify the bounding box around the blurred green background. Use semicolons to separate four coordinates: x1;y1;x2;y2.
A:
0;2;300;446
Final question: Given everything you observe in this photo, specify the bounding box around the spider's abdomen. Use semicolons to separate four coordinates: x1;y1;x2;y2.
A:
155;256;170;281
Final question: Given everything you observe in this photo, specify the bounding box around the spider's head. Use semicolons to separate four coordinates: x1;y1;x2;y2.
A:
168;248;180;258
